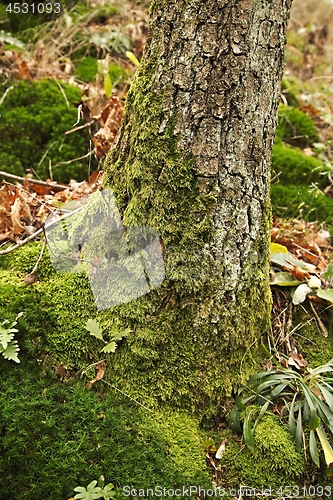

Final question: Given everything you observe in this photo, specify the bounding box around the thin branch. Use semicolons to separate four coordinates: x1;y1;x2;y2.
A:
53;77;70;108
0;171;70;191
101;379;153;412
52;150;93;168
309;76;333;81
64;119;97;135
30;239;46;274
0;86;14;106
0;227;45;255
37;140;58;168
309;300;329;337
0;204;85;255
80;360;153;411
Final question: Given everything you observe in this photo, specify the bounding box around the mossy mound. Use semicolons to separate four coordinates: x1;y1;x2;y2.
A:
276;104;319;148
75;56;99;82
109;63;130;87
75;58;129;86
270;183;333;227
0;79;94;183
0;359;210;500
271;142;333;228
272;141;327;186
0;241;100;368
221;414;305;489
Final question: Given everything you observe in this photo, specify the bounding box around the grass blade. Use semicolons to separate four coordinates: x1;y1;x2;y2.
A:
318;383;333;411
309;361;333;376
235;394;246;410
315;398;333;434
243;414;255;454
296;407;303;450
253;401;270;433
309;408;321;431
309;430;320;467
270;383;288;398
288;393;297;437
229;406;242;434
316;426;333;466
247;371;276;385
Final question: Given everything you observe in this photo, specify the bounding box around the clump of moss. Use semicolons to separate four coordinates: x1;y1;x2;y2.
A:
89;4;119;22
0;359;210;500
0;241;100;368
276;104;319;148
272;141;328;186
270;141;333;229
222;414;305;489
75;59;129;86
0;79;94;183
270;183;333;227
109;63;130;87
75;57;99;82
0;238;211;497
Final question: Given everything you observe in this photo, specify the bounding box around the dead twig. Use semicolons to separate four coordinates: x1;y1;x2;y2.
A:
0;204;85;255
30;239;46;275
52;150;94;168
0;86;14;106
0;171;70;192
64;120;97;135
309;300;329;337
0;227;45;255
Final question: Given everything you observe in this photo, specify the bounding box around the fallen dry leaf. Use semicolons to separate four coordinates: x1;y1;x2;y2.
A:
283;264;310;281
10;198;25;235
215;438;227;459
18;60;31;79
93;97;124;159
287;351;309;370
87;361;105;388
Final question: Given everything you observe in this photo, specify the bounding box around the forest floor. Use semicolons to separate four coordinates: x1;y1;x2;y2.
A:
1;0;333;498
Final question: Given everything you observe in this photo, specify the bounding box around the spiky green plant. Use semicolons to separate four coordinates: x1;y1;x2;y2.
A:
230;359;333;471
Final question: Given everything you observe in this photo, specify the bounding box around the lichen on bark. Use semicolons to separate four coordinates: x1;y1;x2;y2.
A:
103;0;293;415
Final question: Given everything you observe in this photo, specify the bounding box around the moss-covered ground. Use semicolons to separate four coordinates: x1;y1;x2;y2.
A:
1;0;333;495
0;358;211;499
271;101;333;232
0;79;95;183
4;240;332;494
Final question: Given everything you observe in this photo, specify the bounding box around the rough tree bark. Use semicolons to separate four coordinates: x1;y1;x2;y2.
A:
103;0;293;415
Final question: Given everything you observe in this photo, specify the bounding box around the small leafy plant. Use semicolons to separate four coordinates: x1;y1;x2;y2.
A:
0;312;23;363
84;319;131;353
271;242;333;307
73;476;115;500
230;358;333;470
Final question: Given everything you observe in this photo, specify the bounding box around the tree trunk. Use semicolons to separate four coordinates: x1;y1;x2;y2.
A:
103;0;293;415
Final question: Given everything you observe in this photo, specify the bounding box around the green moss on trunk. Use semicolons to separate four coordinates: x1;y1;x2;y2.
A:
102;0;275;417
